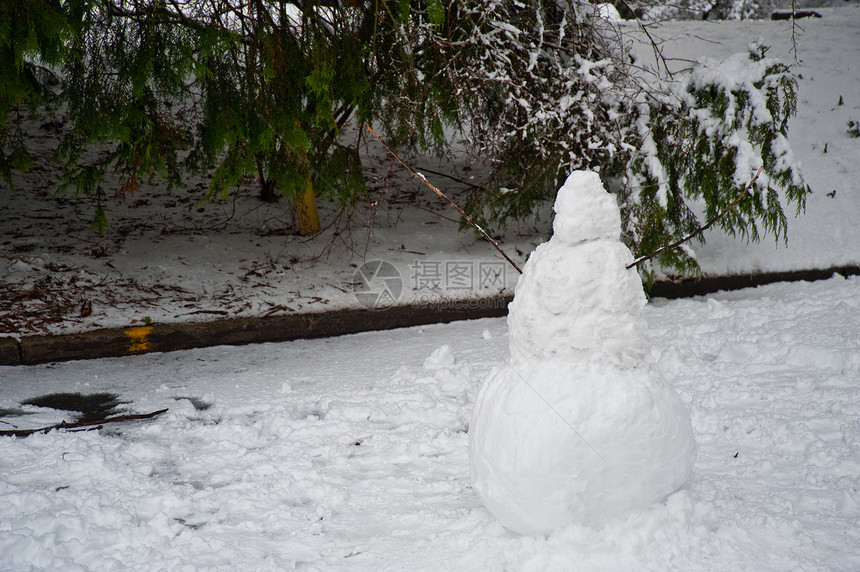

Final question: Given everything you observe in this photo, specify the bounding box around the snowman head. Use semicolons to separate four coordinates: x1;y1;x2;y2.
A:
552;171;621;245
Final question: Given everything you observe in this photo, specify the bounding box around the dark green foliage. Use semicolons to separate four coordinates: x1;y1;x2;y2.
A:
1;1;475;230
619;44;809;278
0;0;86;186
1;1;809;279
3;1;387;229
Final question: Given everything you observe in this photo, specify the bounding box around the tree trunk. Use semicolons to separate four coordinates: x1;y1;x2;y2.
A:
259;177;280;202
294;181;320;236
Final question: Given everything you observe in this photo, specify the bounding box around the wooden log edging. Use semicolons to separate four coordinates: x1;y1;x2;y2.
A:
647;265;860;299
5;296;513;366
1;265;858;366
771;10;822;20
0;337;21;366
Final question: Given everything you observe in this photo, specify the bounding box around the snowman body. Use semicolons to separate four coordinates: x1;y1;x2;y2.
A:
469;171;696;535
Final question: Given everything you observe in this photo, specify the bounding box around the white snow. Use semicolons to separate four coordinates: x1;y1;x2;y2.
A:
596;3;623;22
507;172;649;365
470;172;696;534
1;276;858;569
1;6;860;570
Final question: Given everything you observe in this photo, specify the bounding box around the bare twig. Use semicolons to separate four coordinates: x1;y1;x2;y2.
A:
365;126;523;274
412;165;479;189
0;408;169;438
617;0;674;79
628;166;764;269
791;0;799;63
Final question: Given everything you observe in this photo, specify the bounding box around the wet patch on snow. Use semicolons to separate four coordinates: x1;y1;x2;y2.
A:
21;392;126;423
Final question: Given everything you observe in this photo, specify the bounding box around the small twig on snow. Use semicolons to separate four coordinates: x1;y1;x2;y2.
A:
0;408;169;438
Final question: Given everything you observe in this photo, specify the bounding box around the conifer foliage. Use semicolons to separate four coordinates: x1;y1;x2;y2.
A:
1;0;83;186
1;1;809;275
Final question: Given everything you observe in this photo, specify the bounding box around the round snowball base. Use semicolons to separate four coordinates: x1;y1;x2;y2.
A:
469;359;696;535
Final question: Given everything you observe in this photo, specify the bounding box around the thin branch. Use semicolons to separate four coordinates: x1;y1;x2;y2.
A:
366;126;523;274
617;0;674;79
628;166;764;269
791;0;799;63
412;165;480;189
0;408;169;438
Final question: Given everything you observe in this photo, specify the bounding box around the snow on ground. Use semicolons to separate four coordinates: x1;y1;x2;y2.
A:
0;144;532;336
1;6;859;335
1;6;859;570
1;275;858;570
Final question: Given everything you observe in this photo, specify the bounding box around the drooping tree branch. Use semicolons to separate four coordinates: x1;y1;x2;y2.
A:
628;166;764;269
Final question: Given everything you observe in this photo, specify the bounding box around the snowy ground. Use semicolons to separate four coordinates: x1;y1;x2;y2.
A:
1;276;858;570
1;6;860;571
1;6;859;335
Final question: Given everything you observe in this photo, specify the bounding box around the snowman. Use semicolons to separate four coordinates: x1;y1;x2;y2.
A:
469;171;696;534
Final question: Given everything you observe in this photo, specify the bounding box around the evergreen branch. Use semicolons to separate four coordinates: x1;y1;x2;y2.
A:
105;2;247;44
628;166;764;269
366;125;523;275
